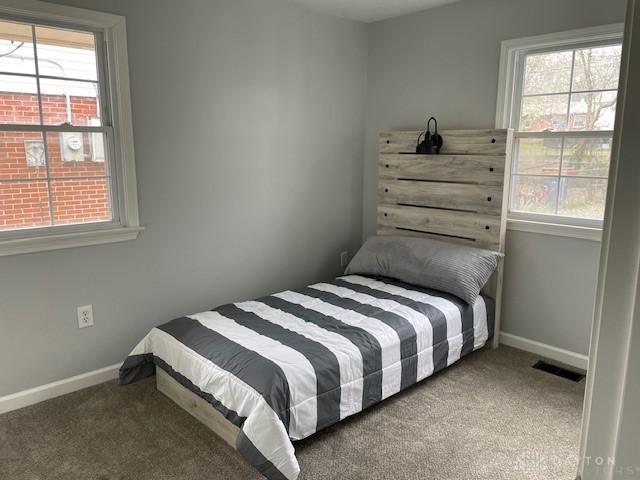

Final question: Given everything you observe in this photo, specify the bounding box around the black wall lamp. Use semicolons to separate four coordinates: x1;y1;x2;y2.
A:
416;116;443;154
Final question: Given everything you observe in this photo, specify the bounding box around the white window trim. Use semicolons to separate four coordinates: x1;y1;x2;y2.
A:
0;0;141;256
496;23;624;242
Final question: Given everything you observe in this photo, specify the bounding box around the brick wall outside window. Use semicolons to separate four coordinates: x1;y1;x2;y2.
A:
0;91;111;231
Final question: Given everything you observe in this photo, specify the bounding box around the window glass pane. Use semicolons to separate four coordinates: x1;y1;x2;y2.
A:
51;178;111;225
510;41;622;225
0;20;36;75
558;177;607;219
45;131;107;177
519;94;569;132
573;45;622;92
511;175;558;214
39;78;100;126
0;20;116;236
0;180;51;231
0;75;40;124
523;51;573;95
562;137;612;177
569;91;617;131
515;138;562;175
35;26;97;81
0;131;46;180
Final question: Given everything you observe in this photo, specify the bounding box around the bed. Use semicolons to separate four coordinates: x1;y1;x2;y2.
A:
119;128;513;480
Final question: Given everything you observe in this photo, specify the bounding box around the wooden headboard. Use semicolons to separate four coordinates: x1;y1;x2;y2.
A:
377;128;513;348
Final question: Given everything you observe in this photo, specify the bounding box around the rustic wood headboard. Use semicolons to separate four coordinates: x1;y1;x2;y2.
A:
377;128;513;348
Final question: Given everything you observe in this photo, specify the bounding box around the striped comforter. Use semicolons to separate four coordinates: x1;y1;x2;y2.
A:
120;275;494;480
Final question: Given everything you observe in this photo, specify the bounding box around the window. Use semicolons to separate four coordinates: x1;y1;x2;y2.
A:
0;1;140;256
497;25;624;238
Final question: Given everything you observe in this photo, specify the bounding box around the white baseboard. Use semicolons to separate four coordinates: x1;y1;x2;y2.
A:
500;332;589;371
0;363;120;415
0;335;588;415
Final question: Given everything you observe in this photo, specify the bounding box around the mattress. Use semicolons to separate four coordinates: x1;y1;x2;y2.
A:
120;274;494;480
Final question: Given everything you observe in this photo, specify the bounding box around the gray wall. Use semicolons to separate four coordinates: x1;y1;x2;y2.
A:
0;0;368;396
364;0;627;356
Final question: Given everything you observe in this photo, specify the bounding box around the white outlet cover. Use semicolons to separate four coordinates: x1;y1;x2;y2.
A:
77;305;94;329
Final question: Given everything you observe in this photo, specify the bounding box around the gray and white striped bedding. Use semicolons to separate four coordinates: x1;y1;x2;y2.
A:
120;275;494;480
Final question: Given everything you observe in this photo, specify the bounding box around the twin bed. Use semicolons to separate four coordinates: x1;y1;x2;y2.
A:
119;129;513;480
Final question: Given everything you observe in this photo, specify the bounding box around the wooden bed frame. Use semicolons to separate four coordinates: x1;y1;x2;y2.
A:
157;128;514;450
377;128;513;349
156;368;239;448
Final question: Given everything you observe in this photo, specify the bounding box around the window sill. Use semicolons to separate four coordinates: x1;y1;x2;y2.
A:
507;218;602;242
0;226;144;257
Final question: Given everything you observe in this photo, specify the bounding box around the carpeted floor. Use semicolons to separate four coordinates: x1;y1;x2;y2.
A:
0;346;584;480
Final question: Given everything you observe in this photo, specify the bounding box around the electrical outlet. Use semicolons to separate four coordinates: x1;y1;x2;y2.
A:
77;305;94;329
340;251;350;268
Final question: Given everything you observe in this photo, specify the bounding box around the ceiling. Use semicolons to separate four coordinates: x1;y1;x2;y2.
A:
288;0;465;23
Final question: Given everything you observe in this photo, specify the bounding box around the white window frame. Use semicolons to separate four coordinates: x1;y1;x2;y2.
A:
0;0;141;256
496;24;624;242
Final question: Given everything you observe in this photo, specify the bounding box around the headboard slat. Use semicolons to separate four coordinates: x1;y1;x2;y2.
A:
380;130;509;155
377;226;482;248
379;180;503;216
378;204;502;249
380;154;505;185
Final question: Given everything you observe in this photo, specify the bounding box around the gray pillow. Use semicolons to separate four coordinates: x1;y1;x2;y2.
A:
345;236;504;304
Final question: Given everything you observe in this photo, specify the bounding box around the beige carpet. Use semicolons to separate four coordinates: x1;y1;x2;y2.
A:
0;346;584;480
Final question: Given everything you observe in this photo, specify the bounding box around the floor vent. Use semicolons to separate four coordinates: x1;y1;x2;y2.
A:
532;360;585;382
